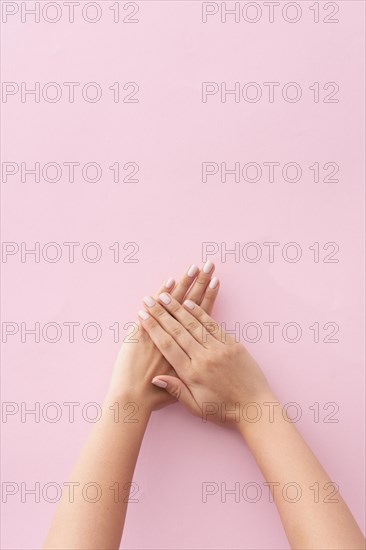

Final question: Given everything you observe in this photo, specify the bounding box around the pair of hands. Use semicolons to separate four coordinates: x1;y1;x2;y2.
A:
109;262;272;429
46;262;366;550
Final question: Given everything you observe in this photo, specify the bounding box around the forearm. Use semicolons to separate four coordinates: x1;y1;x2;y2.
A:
238;392;365;550
44;391;151;550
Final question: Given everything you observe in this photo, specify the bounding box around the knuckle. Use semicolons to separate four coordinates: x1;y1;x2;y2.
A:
171;326;183;338
154;307;167;319
170;385;182;400
219;347;232;362
160;337;173;351
205;322;219;334
187;320;200;332
189;369;201;383
147;318;158;329
204;357;216;369
169;301;181;315
194;307;205;320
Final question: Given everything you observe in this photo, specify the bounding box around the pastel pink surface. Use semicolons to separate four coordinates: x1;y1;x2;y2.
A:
1;2;365;549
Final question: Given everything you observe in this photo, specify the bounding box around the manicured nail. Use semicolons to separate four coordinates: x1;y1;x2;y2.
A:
203;260;213;274
187;264;198;277
209;277;219;289
143;296;156;307
184;299;195;310
152;378;168;388
159;292;171;304
138;310;150;320
165;277;175;289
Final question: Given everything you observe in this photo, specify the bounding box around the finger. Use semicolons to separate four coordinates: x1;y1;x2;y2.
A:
140;278;175;344
136;279;175;343
143;296;202;356
171;264;199;302
151;376;200;416
199;276;220;315
156;293;213;347
155;277;175;298
134;320;148;342
138;310;190;375
183;300;232;344
185;261;215;305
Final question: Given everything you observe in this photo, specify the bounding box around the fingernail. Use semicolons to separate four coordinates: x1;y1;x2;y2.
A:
152;378;168;388
143;296;156;307
159;292;171;304
138;310;150;320
203;260;213;274
187;264;198;277
184;299;195;310
209;277;219;289
165;277;174;289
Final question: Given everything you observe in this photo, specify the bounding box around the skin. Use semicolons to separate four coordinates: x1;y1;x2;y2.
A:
44;266;365;550
43;262;219;550
139;293;365;550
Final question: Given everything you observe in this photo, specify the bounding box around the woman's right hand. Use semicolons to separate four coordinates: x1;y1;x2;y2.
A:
138;293;273;429
140;289;366;550
108;262;220;413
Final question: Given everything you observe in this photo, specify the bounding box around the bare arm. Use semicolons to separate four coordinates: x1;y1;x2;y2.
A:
239;392;365;550
139;294;365;550
43;262;219;549
44;391;151;550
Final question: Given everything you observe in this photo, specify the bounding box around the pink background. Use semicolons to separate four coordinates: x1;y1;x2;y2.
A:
1;1;365;549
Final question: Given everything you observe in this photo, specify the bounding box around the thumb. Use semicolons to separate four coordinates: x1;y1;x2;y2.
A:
151;376;199;415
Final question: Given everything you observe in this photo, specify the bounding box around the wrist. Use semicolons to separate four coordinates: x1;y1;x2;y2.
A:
235;389;281;438
103;389;153;424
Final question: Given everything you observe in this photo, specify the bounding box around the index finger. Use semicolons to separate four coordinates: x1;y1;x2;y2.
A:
171;264;199;302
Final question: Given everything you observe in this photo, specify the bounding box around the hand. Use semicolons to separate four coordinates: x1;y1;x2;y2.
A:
107;262;220;414
138;294;272;428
